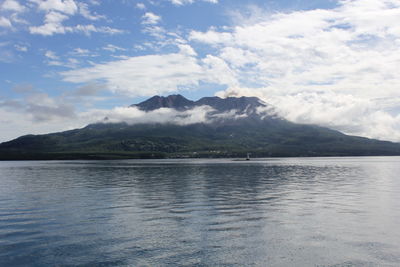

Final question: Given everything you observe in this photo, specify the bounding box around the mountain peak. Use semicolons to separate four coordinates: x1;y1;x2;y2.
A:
132;94;195;111
132;94;266;113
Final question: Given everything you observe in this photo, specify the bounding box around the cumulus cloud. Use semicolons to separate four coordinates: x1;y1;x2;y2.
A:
0;87;84;142
61;45;228;96
98;103;272;126
29;10;70;35
102;44;126;52
44;49;59;59
70;47;90;56
0;105;86;143
141;12;161;25
30;0;78;15
188;0;400;141
189;0;400;99
265;91;400;141
28;0;123;36
1;0;26;12
30;22;124;36
14;44;28;52
142;25;167;39
100;105;214;125
0;0;27;30
170;0;218;6
0;16;12;27
74;24;124;35
78;2;105;20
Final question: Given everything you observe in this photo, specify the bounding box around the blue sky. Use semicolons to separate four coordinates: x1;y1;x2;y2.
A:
1;0;400;142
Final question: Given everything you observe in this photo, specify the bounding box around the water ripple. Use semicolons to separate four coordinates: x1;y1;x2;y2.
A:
0;157;400;266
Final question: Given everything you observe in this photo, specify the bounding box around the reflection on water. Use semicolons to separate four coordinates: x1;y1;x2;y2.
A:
1;157;400;266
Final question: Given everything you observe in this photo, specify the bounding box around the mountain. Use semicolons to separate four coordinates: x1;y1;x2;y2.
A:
1;95;400;160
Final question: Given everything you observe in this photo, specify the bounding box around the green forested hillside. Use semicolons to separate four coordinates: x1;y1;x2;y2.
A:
1;116;400;160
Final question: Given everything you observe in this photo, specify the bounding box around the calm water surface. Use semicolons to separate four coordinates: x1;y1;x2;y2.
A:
1;157;400;266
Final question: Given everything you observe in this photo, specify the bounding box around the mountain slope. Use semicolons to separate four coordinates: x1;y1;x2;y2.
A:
132;94;195;111
1;95;400;160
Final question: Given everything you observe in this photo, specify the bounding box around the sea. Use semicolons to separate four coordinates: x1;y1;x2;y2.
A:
1;157;400;266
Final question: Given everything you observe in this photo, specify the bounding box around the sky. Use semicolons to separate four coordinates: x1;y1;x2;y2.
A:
1;0;400;143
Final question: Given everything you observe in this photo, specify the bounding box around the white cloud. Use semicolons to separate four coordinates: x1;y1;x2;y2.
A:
266;91;400;142
136;3;145;10
102;44;126;52
0;105;84;143
170;0;218;6
74;24;124;35
46;58;79;68
0;108;70;143
71;47;90;56
1;0;26;12
0;88;96;142
9;12;28;25
141;12;161;25
190;1;400;98
188;0;400;141
30;0;78;15
44;50;58;59
101;105;214;125
61;47;211;96
201;54;238;86
0;92;76;123
30;13;124;36
14;44;28;52
61;44;236;97
189;29;233;45
0;16;12;27
43;50;81;68
101;104;266;126
177;44;196;56
142;25;167;39
78;2;105;20
29;11;70;35
29;0;121;36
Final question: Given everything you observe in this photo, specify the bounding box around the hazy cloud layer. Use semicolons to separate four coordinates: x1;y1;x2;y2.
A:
169;0;218;6
0;96;253;142
27;0;122;36
141;12;161;25
100;105;214;125
0;92;76;122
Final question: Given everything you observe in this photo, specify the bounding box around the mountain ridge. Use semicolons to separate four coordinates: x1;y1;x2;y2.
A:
132;94;267;114
1;94;400;160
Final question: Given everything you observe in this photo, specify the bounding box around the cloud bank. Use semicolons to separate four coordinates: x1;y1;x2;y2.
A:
0;99;252;142
190;0;400;141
